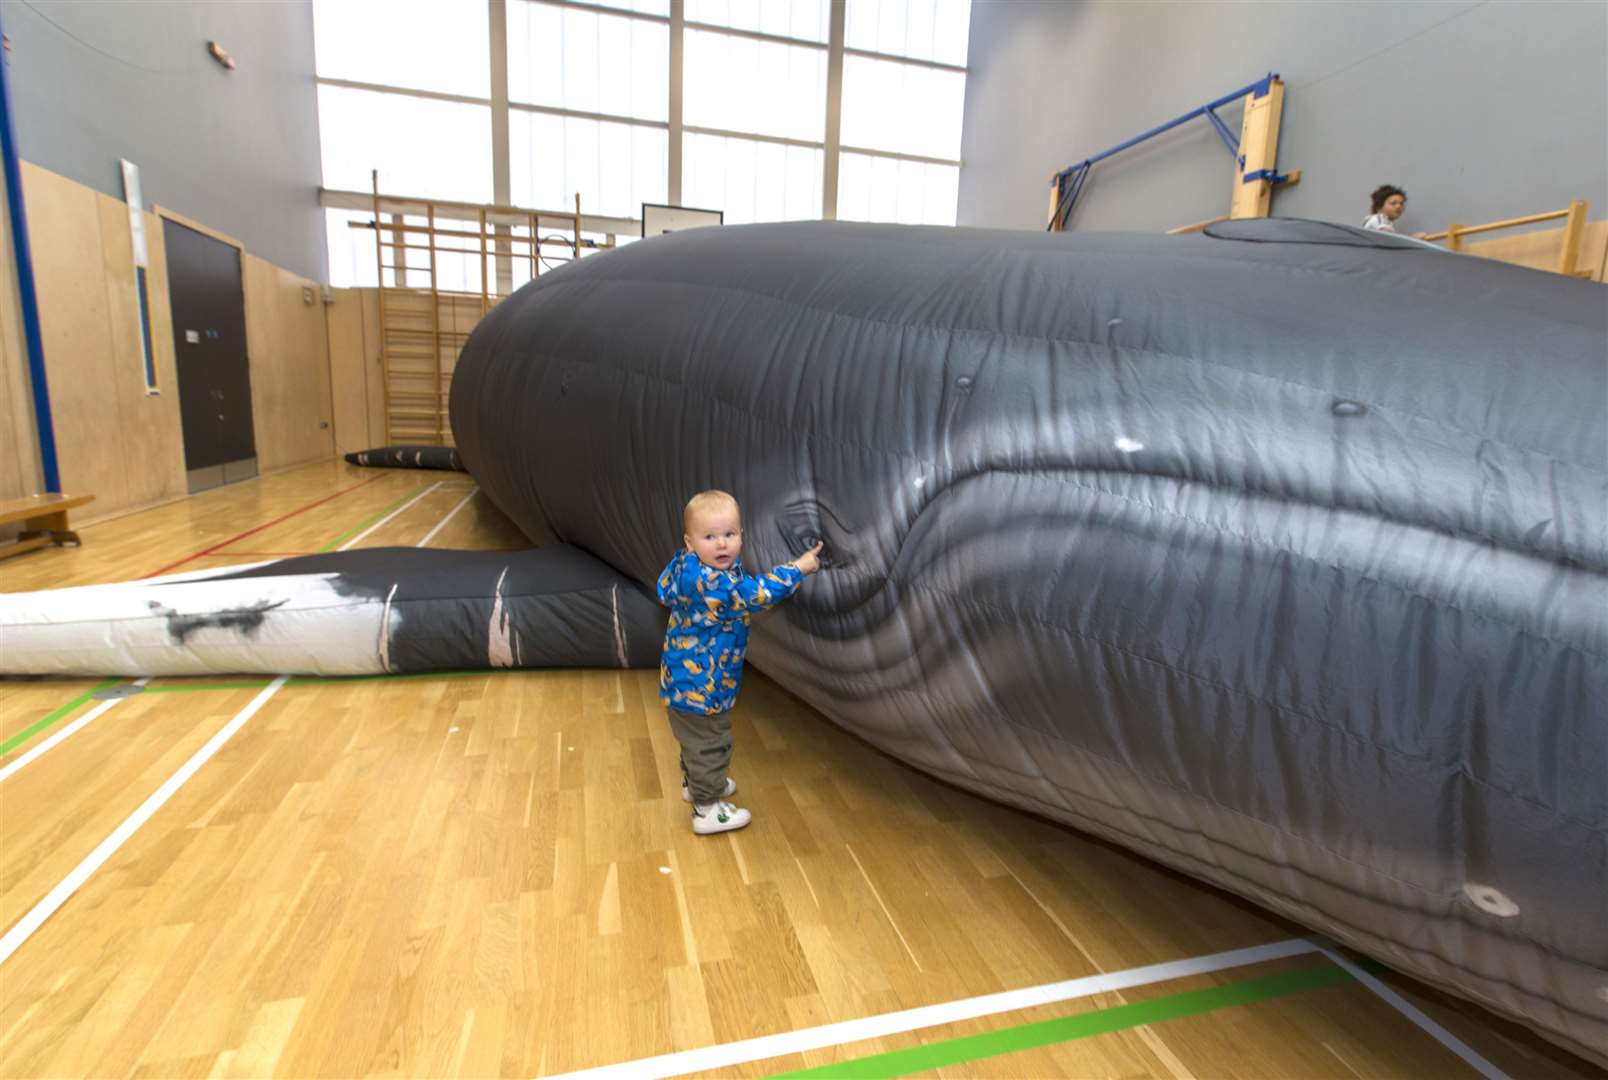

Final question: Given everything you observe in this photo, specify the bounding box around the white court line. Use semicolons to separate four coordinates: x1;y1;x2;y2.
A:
0;678;149;785
1314;942;1511;1080
336;481;444;551
543;937;1320;1079
416;487;479;548
0;676;288;967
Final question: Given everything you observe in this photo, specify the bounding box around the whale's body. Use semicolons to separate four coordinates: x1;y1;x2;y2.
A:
452;219;1608;1065
3;220;1603;1063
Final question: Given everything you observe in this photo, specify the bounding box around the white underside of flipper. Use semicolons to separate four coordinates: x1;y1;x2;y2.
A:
0;570;391;676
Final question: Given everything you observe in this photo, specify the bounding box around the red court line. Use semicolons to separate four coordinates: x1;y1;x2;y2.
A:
142;475;387;578
188;551;316;558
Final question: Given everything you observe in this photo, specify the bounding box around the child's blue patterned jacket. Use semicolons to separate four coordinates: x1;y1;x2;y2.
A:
656;549;805;715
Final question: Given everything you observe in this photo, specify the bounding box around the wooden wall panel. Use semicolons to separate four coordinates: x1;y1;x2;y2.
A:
325;288;373;456
360;288;384;445
0;161;42;505
1;161;340;525
243;256;334;472
95;195;185;509
19;162;130;514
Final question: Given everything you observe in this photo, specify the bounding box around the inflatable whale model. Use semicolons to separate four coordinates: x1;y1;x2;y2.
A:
2;219;1603;1065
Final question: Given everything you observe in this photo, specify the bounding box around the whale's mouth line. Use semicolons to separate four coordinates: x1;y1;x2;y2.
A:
938;457;1602;575
784;462;1603;662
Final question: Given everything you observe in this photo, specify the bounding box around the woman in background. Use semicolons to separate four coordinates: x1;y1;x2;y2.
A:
1363;184;1408;231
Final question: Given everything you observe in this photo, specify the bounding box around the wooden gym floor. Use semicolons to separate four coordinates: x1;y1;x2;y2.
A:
0;460;1596;1079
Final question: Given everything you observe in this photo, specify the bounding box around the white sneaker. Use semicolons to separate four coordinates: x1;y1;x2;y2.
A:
691;800;751;835
682;777;737;803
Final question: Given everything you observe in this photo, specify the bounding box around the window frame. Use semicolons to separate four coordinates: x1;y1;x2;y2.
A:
313;0;970;284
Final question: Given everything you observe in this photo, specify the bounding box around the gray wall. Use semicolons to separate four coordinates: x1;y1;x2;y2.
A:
4;0;325;280
958;0;1608;236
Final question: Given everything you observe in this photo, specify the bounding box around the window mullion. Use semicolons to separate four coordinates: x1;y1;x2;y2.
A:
668;0;684;205
821;0;845;220
490;0;513;292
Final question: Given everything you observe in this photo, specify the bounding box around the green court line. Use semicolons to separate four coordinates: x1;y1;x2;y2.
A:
0;665;511;760
770;963;1353;1079
0;680;122;757
316;488;429;552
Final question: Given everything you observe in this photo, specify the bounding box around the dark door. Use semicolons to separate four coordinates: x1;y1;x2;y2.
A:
164;219;256;493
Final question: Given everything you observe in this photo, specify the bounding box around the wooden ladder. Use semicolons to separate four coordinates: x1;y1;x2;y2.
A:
366;175;606;447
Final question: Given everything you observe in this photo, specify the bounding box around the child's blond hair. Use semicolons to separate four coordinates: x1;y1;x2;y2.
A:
683;490;740;533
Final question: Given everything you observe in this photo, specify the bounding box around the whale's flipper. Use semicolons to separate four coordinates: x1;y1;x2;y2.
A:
0;545;665;677
343;445;466;471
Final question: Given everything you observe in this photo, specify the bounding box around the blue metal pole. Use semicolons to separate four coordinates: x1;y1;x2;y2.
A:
1054;74;1276;183
1203;107;1241;159
0;9;61;493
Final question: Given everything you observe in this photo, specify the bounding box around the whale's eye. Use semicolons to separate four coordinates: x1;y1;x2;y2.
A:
776;498;851;570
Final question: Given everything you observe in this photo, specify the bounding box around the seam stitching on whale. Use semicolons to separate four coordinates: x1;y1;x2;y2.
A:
535;273;1606;475
584;230;1608;344
813;590;1605;839
863;543;1607;830
749;438;1602;657
794;472;1603;832
925;468;1607;657
514;332;1606;571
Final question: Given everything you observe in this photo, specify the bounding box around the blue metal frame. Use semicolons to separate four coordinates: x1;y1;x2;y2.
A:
0;8;61;492
1049;73;1285;232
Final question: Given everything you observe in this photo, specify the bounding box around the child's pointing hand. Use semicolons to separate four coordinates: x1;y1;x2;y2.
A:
791;542;825;575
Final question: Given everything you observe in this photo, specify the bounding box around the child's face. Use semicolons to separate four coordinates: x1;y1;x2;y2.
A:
685;505;742;570
1383;194;1406;220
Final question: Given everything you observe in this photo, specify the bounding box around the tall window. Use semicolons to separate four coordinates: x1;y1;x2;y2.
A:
681;10;827;225
312;0;490;97
507;1;669;217
317;86;494;204
313;0;971;284
837;0;967;226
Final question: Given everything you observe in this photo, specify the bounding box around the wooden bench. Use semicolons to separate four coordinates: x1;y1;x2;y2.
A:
0;492;96;561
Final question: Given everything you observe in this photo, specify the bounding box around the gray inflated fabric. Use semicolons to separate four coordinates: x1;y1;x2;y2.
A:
345;445;466;471
450;218;1607;1065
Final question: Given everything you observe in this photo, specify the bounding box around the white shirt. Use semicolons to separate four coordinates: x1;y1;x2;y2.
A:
1362;213;1397;232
